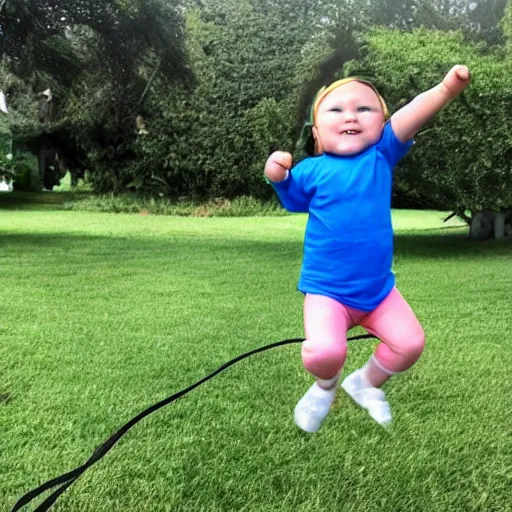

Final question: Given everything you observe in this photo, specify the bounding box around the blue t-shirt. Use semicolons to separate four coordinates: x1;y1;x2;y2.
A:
272;122;413;311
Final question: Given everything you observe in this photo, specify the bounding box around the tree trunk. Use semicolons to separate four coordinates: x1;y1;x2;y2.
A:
469;210;512;240
494;212;505;240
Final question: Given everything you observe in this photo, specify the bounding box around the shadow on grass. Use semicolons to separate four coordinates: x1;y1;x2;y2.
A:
2;227;511;261
395;229;512;258
0;191;90;211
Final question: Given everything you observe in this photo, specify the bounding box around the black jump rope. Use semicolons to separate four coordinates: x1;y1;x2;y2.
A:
11;333;375;511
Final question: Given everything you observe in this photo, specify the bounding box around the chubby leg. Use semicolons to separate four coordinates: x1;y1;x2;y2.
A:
302;293;352;382
294;294;352;433
361;287;425;387
341;288;424;427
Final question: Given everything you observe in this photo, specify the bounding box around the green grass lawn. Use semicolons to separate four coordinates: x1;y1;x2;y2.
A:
1;207;511;511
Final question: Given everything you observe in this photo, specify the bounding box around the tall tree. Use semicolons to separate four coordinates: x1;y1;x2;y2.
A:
0;0;192;190
0;0;190;86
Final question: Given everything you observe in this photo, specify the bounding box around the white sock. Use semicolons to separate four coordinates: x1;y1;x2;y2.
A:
368;355;396;376
359;364;374;388
311;382;337;401
317;374;339;389
362;356;396;387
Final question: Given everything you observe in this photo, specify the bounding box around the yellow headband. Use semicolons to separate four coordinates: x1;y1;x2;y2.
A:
312;77;389;124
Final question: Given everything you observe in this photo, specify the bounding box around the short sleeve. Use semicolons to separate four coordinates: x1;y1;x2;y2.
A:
376;122;413;168
271;157;315;213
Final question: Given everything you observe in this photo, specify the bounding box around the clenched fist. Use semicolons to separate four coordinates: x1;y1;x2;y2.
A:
442;65;471;98
264;151;292;183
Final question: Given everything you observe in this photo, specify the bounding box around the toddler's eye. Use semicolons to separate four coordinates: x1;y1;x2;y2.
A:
358;106;371;112
329;107;342;113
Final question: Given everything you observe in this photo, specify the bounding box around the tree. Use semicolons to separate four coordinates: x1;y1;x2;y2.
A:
127;0;509;199
3;0;508;199
0;0;192;191
500;0;512;46
134;0;348;198
359;27;512;238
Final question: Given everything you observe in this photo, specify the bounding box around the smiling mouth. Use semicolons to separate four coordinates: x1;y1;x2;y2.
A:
342;130;360;135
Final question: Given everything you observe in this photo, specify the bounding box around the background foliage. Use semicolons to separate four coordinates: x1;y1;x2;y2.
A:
0;0;510;212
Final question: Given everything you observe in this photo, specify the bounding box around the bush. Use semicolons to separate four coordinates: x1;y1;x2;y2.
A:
63;193;287;217
0;150;14;182
360;28;512;212
11;153;39;191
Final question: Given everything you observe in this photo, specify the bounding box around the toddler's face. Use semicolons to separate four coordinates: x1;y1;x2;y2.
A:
313;81;385;156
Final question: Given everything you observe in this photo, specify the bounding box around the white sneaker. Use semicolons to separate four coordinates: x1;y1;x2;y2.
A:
341;370;392;426
294;382;337;433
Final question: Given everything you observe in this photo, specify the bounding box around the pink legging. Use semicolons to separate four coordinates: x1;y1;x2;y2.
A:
302;287;425;379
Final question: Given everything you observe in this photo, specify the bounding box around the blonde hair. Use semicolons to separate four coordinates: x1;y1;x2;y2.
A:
312;77;389;125
311;77;389;155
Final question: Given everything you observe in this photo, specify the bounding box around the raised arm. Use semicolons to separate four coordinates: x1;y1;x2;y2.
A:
391;65;471;143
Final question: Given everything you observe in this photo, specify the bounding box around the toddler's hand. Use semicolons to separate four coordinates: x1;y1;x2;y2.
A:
264;151;292;183
442;65;471;98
